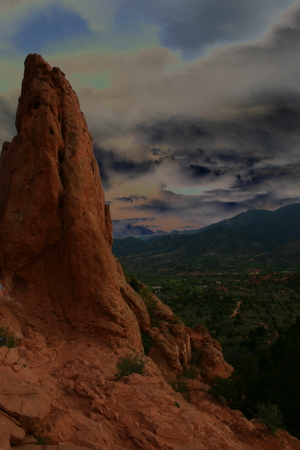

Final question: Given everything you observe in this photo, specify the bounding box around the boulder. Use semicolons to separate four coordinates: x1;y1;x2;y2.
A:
189;327;233;381
0;411;25;449
0;366;51;431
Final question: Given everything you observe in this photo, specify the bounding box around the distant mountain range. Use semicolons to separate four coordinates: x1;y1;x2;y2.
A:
112;203;300;272
112;222;168;239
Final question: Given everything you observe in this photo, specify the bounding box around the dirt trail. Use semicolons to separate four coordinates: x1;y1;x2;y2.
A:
230;301;242;318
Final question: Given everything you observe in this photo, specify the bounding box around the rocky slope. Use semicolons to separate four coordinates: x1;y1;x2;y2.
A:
0;54;299;449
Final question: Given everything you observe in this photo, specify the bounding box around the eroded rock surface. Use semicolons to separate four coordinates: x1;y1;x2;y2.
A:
0;341;299;450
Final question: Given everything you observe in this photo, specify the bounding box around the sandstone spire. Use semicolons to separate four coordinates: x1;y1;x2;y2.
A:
0;54;143;344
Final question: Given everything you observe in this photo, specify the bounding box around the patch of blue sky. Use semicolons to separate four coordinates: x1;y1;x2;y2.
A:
168;186;216;196
11;3;93;54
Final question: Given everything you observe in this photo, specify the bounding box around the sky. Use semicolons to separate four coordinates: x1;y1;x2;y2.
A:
0;0;300;237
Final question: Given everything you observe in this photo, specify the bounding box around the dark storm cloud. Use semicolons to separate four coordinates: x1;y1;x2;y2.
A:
188;165;211;177
129;188;300;226
94;100;300;204
114;0;296;58
151;104;298;149
264;107;300;133
93;144;161;189
113;217;155;224
150;148;168;157
138;198;174;213
133;189;241;215
133;99;300;181
135;118;207;147
114;195;148;203
112;217;158;238
93;84;300;213
216;154;263;167
172;148;205;158
111;160;155;173
233;164;300;190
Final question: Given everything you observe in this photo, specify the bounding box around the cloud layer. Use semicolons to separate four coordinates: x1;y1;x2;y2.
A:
113;0;296;58
0;0;300;234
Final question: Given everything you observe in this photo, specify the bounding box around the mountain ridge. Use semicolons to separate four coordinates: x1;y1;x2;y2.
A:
114;203;300;240
113;203;300;271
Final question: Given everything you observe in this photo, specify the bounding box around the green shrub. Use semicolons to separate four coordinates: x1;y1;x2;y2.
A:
140;288;158;317
129;278;140;293
174;401;180;408
150;318;161;329
254;400;283;434
190;350;201;365
208;377;239;404
141;332;153;355
115;353;146;379
170;378;190;401
172;378;188;393
173;315;181;324
36;436;49;445
0;327;18;348
140;288;161;328
183;364;198;380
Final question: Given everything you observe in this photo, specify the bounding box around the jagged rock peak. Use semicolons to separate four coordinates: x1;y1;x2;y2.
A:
0;54;140;342
16;54;65;132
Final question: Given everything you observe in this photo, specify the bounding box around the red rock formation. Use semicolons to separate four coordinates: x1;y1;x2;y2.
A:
190;325;233;381
0;54;299;449
0;52;231;379
0;54;145;347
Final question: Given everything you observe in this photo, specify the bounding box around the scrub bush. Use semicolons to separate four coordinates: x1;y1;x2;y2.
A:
0;327;18;348
115;353;146;379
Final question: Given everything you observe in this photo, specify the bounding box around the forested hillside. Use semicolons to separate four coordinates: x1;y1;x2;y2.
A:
113;204;300;273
